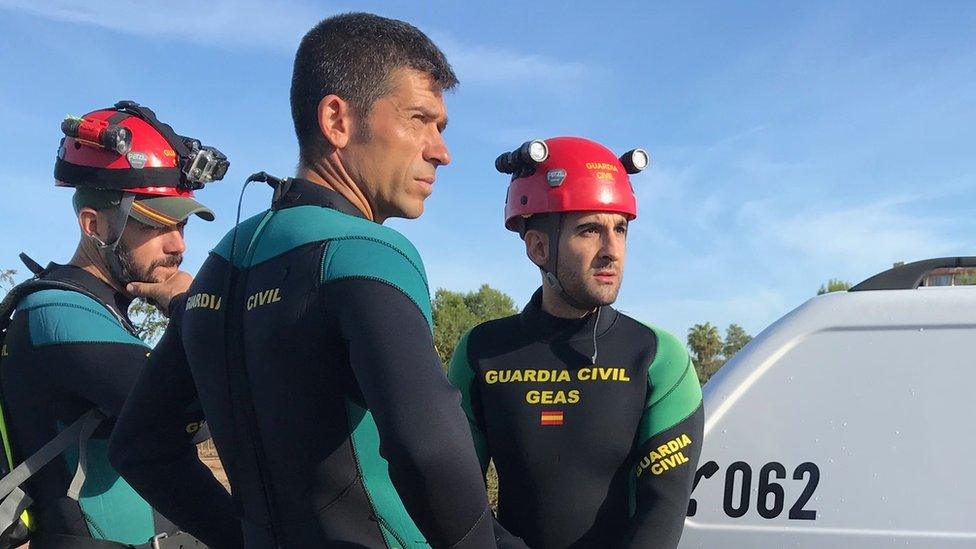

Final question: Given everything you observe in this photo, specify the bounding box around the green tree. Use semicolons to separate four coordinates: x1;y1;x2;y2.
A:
432;284;517;511
0;269;17;296
722;323;752;360
688;322;723;384
687;322;754;384
432;284;517;370
817;278;851;295
128;299;168;344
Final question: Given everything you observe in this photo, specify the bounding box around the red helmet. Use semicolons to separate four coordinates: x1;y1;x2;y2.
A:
54;100;228;198
500;136;648;232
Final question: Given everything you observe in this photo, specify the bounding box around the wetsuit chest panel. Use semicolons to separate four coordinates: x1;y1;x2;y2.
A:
465;314;658;547
477;342;647;473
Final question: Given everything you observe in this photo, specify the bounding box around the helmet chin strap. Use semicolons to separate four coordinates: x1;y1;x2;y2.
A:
542;213;593;313
87;194;136;288
541;213;602;365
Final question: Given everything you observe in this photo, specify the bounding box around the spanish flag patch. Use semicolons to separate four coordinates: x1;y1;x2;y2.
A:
540;410;564;426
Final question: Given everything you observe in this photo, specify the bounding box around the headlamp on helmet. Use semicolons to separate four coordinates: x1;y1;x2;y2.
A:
495;139;549;178
619;148;650;174
56;100;230;195
61;116;132;155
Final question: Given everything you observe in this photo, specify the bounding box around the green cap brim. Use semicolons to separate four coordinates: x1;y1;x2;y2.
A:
129;196;215;228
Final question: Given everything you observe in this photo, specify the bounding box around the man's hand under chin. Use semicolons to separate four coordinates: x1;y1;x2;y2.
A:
127;270;193;317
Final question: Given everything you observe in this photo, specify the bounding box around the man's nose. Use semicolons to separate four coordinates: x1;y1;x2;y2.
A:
424;128;451;167
164;227;186;255
601;232;625;261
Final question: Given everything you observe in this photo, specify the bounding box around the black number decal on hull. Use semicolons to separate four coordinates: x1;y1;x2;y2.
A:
688;461;820;520
788;462;819;520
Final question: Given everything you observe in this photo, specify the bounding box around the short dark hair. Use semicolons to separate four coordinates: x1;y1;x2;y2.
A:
522;213;551;237
290;12;458;167
72;187;123;215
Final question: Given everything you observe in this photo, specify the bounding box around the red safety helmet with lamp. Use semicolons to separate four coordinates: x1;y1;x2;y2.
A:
52;100;228;284
55;100;228;196
497;136;649;309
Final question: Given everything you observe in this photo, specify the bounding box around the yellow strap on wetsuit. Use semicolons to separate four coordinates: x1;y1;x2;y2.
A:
0;402;34;530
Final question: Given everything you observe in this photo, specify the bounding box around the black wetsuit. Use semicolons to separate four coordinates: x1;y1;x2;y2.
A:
0;264;187;548
110;179;505;548
449;290;704;548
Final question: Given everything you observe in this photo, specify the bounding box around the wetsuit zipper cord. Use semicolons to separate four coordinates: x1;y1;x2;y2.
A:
591;306;601;364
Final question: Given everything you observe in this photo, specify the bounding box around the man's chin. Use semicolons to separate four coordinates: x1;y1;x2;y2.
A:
586;287;620;307
387;201;425;221
146;266;179;284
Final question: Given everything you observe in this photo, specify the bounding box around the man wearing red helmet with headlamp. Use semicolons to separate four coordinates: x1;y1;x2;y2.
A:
0;101;228;548
449;137;704;548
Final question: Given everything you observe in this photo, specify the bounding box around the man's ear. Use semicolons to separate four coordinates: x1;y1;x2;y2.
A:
524;229;549;269
317;94;356;150
77;208;103;240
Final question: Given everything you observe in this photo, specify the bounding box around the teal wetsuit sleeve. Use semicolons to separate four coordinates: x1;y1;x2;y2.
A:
448;330;490;474
323;238;499;549
624;328;704;549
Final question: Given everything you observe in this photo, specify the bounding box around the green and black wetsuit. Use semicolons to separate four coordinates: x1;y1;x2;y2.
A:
110;178;503;548
449;290;703;548
0;264;188;548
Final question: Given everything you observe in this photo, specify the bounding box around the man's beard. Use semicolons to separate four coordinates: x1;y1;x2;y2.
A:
556;259;621;310
115;241;182;284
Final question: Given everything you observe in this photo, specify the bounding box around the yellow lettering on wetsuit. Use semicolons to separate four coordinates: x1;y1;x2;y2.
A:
636;433;693;477
484;367;630;384
525;390;581;405
484;366;634;407
576;367;631;382
245;288;282;311
1;345;8;357
185;420;206;434
484;369;572;384
185;293;222;311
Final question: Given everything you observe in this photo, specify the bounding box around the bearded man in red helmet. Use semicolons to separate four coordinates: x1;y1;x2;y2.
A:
0;101;230;548
448;137;704;548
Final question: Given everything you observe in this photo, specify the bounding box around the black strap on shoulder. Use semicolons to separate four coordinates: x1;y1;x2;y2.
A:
17;254;44;277
0;261;137;338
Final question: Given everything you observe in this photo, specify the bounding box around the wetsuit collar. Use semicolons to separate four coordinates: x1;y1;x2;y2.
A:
519;287;617;342
270;178;368;219
41;263;134;323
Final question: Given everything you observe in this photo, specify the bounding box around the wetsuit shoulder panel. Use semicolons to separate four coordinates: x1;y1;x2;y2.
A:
210;210;270;264
639;324;702;440
16;289;143;347
321;223;431;326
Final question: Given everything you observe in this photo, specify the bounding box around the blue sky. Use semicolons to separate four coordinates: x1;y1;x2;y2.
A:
1;1;973;339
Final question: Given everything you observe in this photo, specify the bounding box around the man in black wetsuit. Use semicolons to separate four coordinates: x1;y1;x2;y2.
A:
449;137;704;548
0;102;225;548
110;13;518;549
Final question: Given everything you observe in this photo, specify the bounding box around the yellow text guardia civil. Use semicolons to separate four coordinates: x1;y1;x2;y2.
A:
636;433;693;477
